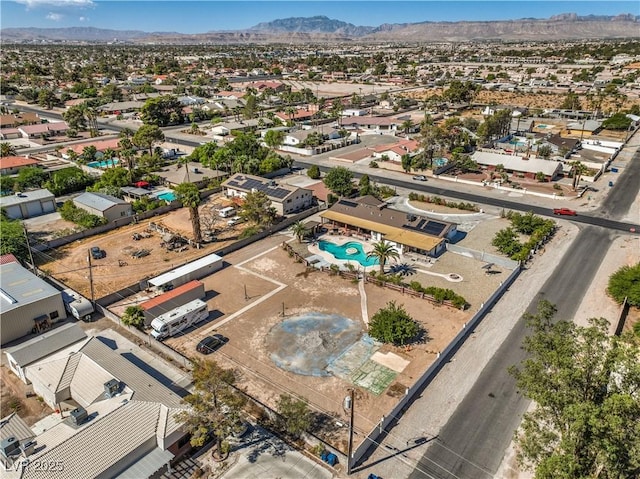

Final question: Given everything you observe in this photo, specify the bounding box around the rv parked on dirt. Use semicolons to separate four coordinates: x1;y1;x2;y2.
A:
150;299;208;340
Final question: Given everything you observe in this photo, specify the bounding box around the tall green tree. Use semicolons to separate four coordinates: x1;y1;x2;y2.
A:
509;300;640;479
133;124;165;157
367;240;400;275
140;95;183;126
607;263;640;306
323;166;354;197
0;142;17;157
174;183;202;243
240;190;277;226
175;360;246;459
368;301;420;346
263;130;285;150
276;394;313;438
14;167;48;190
0;217;29;261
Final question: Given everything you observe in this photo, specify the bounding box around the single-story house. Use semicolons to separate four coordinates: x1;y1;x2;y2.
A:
73;192;132;222
283;127;341;146
4;323;88;383
370;138;421;162
0;156;39;175
566;119;603;137
159;162;227;188
275;109;315;123
17;122;69;139
0;112;39;129
222;173;314;216
471;150;563;181
0;128;22;140
341;116;400;133
5;332;191;479
0;189;56;219
97;101;145;114
320;195;456;258
545;134;581;156
66;138;122;156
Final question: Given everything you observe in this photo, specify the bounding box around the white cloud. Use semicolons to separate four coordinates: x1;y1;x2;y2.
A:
16;0;94;9
46;12;63;21
78;16;88;22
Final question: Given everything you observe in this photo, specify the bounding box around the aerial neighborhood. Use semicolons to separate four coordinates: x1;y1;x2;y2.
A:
0;7;639;479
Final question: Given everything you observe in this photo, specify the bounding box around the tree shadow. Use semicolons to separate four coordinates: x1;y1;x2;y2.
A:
387;263;417;277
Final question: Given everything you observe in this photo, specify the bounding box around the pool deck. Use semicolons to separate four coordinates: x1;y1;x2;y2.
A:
308;235;380;272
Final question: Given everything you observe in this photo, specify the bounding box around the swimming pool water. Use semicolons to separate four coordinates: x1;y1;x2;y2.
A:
87;159;119;168
318;240;379;267
157;192;176;202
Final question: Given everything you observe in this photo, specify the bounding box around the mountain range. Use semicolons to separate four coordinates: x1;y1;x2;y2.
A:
1;14;638;43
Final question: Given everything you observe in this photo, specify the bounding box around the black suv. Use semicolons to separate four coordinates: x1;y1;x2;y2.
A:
90;246;105;259
196;334;228;354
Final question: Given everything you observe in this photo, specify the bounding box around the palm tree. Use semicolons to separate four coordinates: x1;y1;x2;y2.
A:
367;241;400;275
401;119;415;135
0;142;16;157
569;160;588;191
102;148;117;168
175;183;202;243
291;221;307;243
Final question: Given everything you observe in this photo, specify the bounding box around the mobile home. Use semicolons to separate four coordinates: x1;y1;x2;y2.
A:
150;299;208;340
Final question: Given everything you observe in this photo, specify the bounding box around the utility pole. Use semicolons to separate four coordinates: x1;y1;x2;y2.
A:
87;249;95;306
345;388;355;475
22;224;36;274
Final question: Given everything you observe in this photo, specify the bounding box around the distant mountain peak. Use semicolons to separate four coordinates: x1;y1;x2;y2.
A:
249;15;374;36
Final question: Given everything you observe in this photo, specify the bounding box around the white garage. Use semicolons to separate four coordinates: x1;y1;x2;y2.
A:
0;189;56;219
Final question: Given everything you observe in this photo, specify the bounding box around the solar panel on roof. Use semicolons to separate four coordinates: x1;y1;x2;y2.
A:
339;200;359;208
422;221;446;236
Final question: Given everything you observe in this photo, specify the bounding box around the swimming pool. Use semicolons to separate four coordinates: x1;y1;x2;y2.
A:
318;240;379;267
509;140;526;146
87;159;119;168
156;192;177;202
537;124;549;129
433;157;449;168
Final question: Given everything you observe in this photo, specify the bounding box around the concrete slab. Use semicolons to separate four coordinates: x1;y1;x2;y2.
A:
371;351;410;373
351;360;397;396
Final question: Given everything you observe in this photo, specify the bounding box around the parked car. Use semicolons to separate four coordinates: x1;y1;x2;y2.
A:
90;246;105;259
412;175;427;181
196;334;228;354
553;208;577;216
227;216;244;226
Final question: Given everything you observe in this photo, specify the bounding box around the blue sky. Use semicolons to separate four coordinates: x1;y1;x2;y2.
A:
1;1;638;33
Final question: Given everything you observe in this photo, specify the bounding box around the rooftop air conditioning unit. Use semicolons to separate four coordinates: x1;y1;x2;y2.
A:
0;436;21;458
104;379;120;398
20;441;36;457
70;407;88;426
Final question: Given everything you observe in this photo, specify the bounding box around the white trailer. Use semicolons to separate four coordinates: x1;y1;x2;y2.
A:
150;299;208;340
146;253;223;291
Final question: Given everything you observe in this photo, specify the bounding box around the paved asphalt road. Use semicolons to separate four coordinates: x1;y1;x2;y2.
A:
405;146;639;479
20;103;639;478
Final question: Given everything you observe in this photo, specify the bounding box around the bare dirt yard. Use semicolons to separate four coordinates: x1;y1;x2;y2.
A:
37;194;246;299
0;364;51;426
109;211;511;452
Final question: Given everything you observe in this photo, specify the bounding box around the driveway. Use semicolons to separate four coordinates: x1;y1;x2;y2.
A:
216;425;334;479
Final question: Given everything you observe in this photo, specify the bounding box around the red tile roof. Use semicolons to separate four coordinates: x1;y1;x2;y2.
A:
140;280;204;311
0;156;38;169
0;254;18;265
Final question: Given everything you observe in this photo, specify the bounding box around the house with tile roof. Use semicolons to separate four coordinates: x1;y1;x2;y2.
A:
320;196;456;257
2;331;190;479
370;138;421;162
0;156;39;175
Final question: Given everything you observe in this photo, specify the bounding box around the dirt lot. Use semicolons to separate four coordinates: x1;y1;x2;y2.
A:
108;210;512;450
37;193;245;298
0;364;51;425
